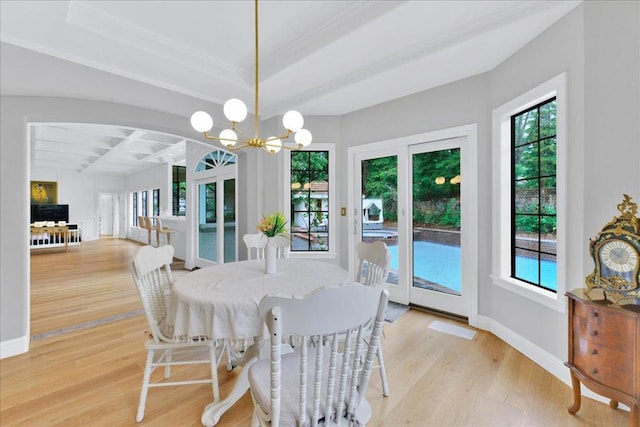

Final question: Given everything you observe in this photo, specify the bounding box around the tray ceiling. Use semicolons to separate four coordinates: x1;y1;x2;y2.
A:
1;0;581;175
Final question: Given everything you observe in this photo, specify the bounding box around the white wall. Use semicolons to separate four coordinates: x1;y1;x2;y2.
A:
125;162;172;245
583;1;640;243
487;0;586;360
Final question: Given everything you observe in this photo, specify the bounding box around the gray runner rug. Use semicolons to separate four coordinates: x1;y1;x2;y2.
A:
385;301;409;323
31;308;144;341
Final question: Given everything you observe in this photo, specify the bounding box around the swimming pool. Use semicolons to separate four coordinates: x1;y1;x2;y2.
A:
386;241;557;292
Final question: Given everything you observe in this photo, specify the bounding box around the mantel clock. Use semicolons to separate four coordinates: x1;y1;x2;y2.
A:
585;194;640;305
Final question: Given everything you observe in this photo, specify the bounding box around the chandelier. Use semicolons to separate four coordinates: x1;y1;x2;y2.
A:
190;0;312;155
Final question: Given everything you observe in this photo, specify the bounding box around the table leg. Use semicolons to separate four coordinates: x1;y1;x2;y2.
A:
201;345;259;427
567;371;581;415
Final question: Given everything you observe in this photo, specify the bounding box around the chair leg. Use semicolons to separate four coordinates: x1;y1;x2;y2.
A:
164;348;172;378
226;343;233;371
377;343;389;397
137;349;155;422
209;342;220;402
251;408;261;427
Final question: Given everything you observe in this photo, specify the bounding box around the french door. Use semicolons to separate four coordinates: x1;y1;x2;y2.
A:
350;128;477;319
193;174;237;268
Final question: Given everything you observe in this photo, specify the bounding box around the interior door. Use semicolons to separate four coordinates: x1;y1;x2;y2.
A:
99;193;114;236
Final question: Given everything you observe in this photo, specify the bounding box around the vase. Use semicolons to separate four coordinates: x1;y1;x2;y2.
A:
264;237;277;274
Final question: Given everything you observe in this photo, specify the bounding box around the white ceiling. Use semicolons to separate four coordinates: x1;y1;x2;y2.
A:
1;0;581;175
30;124;187;175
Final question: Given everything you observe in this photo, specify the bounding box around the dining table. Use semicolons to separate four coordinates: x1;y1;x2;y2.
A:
170;258;352;426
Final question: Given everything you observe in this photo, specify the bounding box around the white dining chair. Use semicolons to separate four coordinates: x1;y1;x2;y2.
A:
355;240;392;397
248;284;389;427
130;245;224;422
270;234;290;259
356;240;391;287
244;232;268;259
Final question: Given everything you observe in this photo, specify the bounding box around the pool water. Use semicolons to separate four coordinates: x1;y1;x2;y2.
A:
386;241;557;292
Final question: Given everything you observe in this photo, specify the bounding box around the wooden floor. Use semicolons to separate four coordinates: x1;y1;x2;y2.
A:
0;238;628;426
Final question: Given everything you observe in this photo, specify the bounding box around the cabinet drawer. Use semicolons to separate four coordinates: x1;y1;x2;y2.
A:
572;313;635;352
572;341;634;395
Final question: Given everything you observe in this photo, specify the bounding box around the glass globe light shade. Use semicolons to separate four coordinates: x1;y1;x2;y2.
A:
191;111;213;132
223;98;248;122
282;110;304;132
435;176;445;185
295;129;312;147
219;129;238;147
266;137;282;154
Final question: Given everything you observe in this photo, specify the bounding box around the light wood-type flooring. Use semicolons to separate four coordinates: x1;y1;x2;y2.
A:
0;238;629;426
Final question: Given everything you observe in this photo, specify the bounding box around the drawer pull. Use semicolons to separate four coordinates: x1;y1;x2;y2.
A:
590;311;599;318
590;349;598;356
589;330;598;336
590;368;598;375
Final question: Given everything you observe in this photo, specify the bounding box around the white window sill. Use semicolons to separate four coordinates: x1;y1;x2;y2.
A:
491;275;566;313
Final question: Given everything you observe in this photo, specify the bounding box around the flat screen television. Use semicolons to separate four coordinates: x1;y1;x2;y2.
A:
31;204;69;223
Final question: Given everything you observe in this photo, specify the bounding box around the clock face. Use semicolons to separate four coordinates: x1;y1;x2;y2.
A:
599;240;638;273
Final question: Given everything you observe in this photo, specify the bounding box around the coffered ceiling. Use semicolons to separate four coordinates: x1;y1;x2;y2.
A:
1;0;581;175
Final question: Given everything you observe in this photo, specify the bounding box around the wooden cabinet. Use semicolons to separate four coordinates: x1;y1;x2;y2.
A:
565;289;640;426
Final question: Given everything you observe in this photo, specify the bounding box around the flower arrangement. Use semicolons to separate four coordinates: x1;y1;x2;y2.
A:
257;211;289;238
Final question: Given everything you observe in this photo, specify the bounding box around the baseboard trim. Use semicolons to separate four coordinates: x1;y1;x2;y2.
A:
1;335;29;359
476;315;629;412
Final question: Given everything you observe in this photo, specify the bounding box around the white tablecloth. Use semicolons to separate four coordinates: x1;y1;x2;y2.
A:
170;258;352;344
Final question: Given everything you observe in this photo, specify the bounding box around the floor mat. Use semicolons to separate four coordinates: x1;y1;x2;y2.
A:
385;301;409;323
428;320;477;340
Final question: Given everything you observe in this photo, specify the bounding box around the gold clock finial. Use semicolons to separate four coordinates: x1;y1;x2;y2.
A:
617;194;637;219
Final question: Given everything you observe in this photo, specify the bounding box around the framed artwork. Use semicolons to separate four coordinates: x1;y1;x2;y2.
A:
30;181;57;205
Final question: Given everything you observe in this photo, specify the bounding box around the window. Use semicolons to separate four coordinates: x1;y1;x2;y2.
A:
512;98;557;291
173;165;186;216
141;190;148;217
289;150;330;252
132;192;138;226
152;189;160;217
492;73;566;311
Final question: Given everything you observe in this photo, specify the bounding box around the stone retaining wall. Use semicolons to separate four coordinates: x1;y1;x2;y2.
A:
366;228;557;262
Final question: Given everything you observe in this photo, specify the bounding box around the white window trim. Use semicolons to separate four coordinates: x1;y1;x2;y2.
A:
491;72;568;312
283;143;337;259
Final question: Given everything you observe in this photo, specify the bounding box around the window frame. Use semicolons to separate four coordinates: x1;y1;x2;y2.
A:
132;192;138;226
284;143;336;259
141;190;148;218
491;73;567;312
511;97;557;291
172;165;186;216
152;188;160;217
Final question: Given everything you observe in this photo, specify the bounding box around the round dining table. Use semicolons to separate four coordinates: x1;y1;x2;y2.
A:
170;258;352;426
